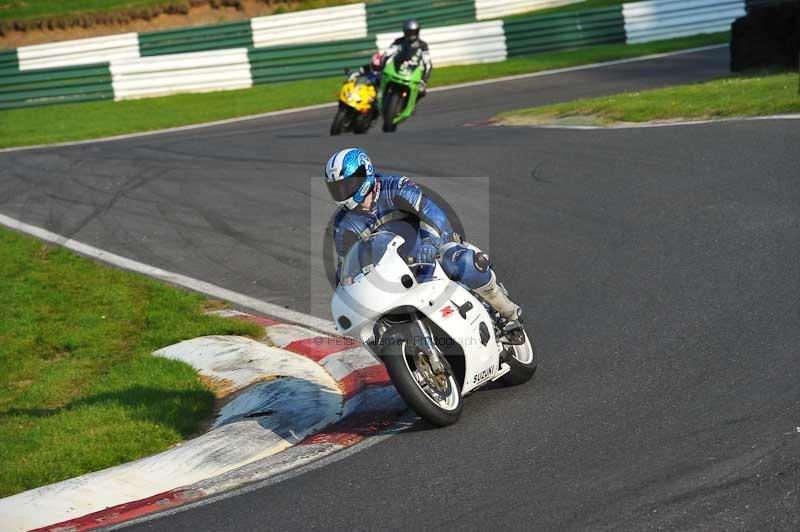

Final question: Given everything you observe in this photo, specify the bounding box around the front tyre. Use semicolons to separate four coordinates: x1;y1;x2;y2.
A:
330;104;351;136
382;330;462;427
501;330;538;386
382;91;403;133
353;114;371;134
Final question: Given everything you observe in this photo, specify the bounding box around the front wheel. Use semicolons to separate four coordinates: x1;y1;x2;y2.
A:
330;104;351;136
382;91;404;133
353;113;372;134
382;329;462;427
501;329;538;386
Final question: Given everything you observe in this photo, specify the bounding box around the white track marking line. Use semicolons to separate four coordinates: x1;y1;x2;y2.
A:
504;113;800;130
0;44;727;154
0;102;338;154
0;212;337;335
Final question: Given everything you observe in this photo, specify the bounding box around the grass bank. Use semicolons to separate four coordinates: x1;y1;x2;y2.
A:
495;71;800;127
0;32;728;149
0;0;359;24
1;0;178;23
0;225;261;497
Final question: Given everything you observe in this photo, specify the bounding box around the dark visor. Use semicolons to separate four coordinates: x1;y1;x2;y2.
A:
326;165;367;202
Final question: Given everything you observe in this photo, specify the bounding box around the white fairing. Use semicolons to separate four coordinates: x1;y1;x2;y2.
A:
331;234;506;395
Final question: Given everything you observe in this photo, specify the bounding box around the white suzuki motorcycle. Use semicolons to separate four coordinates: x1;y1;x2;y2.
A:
331;231;537;426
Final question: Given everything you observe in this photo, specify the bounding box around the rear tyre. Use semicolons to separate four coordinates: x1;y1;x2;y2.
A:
330;105;351;136
501;330;537;386
382;327;462;427
382;92;403;133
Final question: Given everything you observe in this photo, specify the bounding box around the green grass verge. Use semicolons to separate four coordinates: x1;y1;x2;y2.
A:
495;71;800;126
0;0;361;24
0;225;262;497
0;31;728;149
1;0;183;23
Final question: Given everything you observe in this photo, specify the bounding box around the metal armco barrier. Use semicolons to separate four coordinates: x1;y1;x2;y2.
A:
623;0;745;43
365;0;476;34
0;63;113;110
17;33;139;70
139;20;252;56
251;4;368;48
0;0;745;110
376;20;508;66
248;38;375;84
111;48;252;100
505;6;626;56
475;0;585;20
0;49;18;72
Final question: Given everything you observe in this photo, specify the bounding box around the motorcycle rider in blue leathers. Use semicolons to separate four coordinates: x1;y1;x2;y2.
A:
325;148;521;327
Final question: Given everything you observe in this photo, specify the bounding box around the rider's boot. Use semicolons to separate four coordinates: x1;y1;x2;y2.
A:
475;272;524;344
475;271;520;319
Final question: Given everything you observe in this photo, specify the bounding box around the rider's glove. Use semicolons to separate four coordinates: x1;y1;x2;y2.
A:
419;79;427;96
415;243;437;264
416;236;443;264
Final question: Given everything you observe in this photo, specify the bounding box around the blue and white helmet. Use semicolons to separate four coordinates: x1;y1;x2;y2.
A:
324;148;376;210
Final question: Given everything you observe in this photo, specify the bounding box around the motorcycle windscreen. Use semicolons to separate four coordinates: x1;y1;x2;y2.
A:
393;43;420;69
339;232;400;286
379;219;421;261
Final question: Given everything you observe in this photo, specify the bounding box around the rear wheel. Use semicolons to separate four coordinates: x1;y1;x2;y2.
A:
501;330;537;386
382;91;404;133
330;104;351;136
382;326;462;426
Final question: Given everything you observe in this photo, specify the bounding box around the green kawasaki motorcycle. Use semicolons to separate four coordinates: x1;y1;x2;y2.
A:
378;48;425;133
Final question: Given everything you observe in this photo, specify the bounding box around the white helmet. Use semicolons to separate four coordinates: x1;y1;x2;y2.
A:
324;148;376;210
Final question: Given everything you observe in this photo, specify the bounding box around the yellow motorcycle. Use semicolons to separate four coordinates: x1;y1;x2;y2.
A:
330;71;378;135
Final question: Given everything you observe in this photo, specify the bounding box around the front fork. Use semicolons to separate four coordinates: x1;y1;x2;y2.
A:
392;85;419;125
413;317;449;375
377;82;420;125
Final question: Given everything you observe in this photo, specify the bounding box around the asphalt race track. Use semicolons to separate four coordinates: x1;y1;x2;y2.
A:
2;46;799;530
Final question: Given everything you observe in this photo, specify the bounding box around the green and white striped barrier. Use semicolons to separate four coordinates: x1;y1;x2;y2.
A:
623;0;744;43
0;0;744;110
504;5;626;56
376;19;508;66
475;0;584;20
251;3;368;47
16;33;139;70
111;48;252;100
138;20;251;57
247;38;375;84
0;0;575;69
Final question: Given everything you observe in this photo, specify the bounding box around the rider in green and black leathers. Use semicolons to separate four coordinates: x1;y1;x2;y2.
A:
381;19;433;97
383;19;433;98
356;19;433;95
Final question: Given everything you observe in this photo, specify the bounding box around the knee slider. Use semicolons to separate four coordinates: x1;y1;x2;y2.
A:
473;251;491;272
